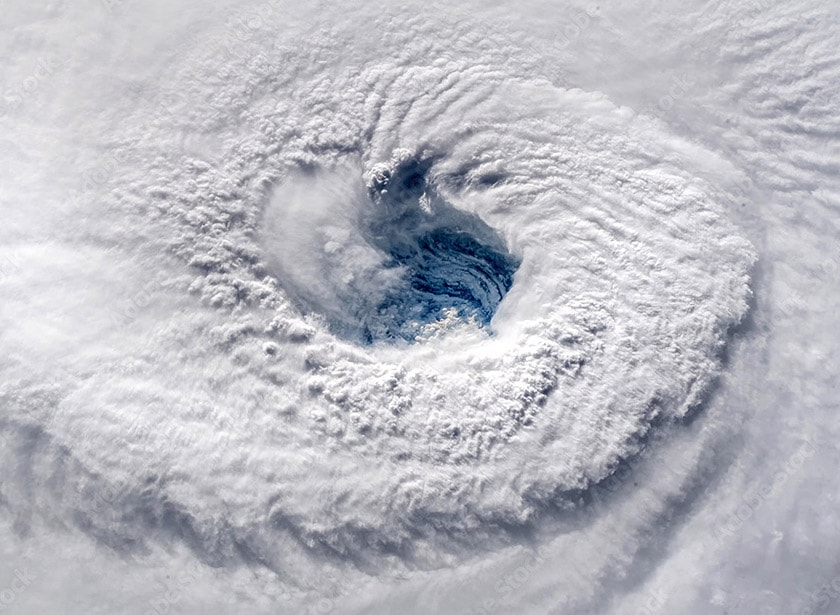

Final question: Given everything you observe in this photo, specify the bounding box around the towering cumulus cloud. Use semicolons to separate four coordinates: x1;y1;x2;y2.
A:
1;0;837;614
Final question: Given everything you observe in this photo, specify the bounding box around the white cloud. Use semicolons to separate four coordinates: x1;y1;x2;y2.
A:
1;0;838;613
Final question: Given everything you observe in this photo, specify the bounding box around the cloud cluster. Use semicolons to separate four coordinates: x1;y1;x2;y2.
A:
1;0;838;613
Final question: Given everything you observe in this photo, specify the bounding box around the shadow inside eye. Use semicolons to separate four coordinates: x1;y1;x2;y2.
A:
357;157;520;344
475;172;507;187
373;227;518;338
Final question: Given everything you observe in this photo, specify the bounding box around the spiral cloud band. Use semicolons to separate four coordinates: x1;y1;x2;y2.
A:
2;0;838;613
30;11;753;561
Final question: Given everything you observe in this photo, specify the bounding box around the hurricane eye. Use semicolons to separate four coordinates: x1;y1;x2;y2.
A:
262;156;519;345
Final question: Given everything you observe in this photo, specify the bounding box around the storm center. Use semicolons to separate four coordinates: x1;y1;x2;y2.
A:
262;153;519;344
